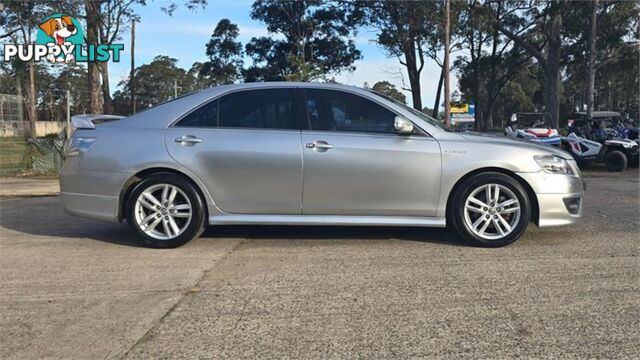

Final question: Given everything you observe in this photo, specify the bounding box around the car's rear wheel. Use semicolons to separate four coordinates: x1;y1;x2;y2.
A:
126;173;206;248
449;172;531;247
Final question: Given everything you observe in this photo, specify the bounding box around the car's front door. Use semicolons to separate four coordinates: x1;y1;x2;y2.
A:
301;89;441;216
165;88;304;215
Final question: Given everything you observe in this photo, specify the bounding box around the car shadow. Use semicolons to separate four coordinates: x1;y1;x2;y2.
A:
0;197;467;248
202;225;467;247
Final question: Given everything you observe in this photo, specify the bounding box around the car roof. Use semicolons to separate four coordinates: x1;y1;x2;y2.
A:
116;82;444;134
573;111;621;117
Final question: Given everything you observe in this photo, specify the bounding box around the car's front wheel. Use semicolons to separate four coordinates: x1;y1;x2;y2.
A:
449;172;531;247
126;173;206;248
604;150;627;172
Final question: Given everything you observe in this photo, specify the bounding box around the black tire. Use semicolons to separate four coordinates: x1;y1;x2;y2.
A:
627;147;639;168
604;150;627;172
126;173;206;248
448;172;531;247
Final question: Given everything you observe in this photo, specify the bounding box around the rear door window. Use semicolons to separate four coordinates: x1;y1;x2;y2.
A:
176;88;300;130
175;99;218;127
219;89;298;130
304;89;396;134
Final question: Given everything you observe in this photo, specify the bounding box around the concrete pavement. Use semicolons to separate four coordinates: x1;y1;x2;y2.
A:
0;177;59;197
0;171;638;358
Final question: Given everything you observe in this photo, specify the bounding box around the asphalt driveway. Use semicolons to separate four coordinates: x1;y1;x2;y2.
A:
1;170;638;358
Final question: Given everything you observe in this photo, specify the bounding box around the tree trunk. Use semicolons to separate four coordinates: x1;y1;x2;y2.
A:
130;19;136;114
469;0;483;131
27;61;37;137
404;40;423;110
432;66;444;118
100;62;113;113
85;0;102;114
443;0;451;126
485;83;503;132
546;3;562;128
586;0;598;121
484;29;500;131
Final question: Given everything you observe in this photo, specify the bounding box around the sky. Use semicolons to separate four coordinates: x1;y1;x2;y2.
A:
109;0;454;109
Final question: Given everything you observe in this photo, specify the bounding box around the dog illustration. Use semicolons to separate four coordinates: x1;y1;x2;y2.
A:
39;15;77;63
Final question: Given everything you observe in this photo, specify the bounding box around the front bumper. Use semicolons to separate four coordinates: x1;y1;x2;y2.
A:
516;170;584;227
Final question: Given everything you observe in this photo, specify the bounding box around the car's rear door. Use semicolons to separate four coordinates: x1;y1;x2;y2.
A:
300;89;441;216
165;88;304;214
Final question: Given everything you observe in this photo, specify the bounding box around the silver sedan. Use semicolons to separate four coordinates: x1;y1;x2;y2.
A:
60;82;584;248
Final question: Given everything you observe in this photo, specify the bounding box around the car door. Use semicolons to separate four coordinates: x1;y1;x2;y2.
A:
165;88;304;215
301;89;441;217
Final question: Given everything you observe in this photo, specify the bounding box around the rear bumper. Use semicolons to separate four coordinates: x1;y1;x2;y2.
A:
516;171;584;228
59;162;131;223
60;192;119;222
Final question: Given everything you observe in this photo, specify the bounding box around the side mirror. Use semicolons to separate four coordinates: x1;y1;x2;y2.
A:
394;116;414;135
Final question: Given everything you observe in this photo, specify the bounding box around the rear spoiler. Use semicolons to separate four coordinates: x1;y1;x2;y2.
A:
71;114;125;130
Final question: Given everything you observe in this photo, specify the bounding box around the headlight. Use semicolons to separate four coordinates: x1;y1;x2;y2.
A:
534;155;574;175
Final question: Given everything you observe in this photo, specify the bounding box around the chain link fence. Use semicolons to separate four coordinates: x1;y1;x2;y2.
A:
0;93;69;176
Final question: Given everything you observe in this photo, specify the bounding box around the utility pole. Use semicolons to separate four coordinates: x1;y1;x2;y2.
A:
443;0;451;126
174;79;182;99
586;0;598;123
66;90;72;139
130;19;136;114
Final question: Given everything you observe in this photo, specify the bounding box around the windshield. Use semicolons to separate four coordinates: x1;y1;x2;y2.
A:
517;113;553;128
369;91;452;132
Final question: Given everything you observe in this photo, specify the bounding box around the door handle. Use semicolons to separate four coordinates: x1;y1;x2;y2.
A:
306;141;334;150
174;135;203;145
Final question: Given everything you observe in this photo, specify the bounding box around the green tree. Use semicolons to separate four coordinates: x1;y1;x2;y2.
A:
371;81;406;104
562;1;639;118
456;1;537;131
113;56;196;115
491;1;566;128
0;1;51;135
195;18;244;86
244;0;361;82
350;1;437;110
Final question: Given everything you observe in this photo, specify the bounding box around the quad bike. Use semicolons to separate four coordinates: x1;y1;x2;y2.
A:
505;112;561;147
568;111;639;142
562;133;639;171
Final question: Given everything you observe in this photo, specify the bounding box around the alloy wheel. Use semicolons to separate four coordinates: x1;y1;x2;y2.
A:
134;183;192;240
463;183;521;241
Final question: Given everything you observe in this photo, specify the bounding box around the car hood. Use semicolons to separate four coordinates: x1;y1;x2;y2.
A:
520;128;559;137
460;132;572;159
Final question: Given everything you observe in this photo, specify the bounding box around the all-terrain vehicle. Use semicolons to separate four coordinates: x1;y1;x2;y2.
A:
562;132;639;171
568;111;639;142
564;112;639;170
505;112;561;146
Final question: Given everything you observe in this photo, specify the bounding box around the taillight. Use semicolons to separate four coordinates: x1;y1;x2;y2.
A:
65;136;96;157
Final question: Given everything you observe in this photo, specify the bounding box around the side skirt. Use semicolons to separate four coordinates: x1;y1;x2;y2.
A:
209;214;447;227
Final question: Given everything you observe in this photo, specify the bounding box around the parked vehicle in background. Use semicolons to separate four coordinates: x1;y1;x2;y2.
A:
505;112;561;147
453;122;475;132
562;132;638;171
568;111;639;142
60;83;584;248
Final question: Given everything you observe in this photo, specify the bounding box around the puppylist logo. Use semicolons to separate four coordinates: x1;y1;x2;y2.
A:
3;14;123;64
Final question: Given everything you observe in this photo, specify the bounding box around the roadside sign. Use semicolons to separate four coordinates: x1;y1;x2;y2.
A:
451;113;474;125
451;103;469;113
